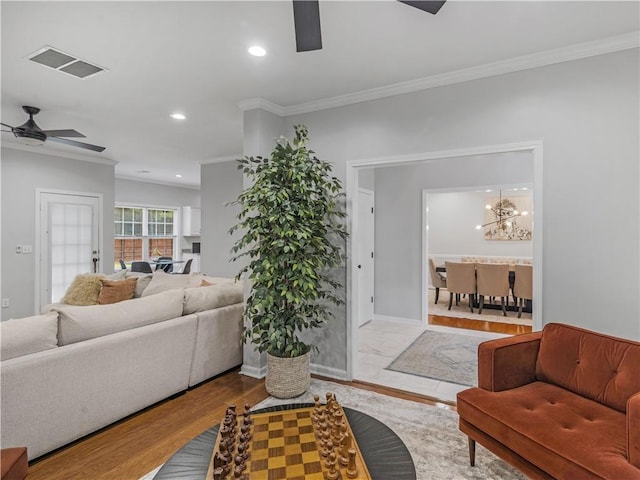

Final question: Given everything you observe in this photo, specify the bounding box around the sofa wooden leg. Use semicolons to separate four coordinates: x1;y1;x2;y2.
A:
468;437;476;467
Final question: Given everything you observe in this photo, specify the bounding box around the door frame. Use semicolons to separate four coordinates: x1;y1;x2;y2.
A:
35;188;104;312
346;140;543;381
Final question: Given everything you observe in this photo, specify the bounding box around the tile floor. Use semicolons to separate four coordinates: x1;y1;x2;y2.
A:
355;319;508;403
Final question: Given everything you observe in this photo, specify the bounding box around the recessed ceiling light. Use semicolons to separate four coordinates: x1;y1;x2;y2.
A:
176;174;183;178
248;46;266;57
170;113;186;120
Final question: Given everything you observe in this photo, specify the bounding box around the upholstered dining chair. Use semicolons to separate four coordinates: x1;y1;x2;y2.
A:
131;261;153;273
475;263;510;316
444;262;476;313
513;264;533;318
428;258;447;304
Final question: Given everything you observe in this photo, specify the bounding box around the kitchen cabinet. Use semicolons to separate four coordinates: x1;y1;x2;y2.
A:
182;206;201;236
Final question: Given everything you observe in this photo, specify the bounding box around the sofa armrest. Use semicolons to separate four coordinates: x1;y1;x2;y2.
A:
628;392;640;469
478;332;542;392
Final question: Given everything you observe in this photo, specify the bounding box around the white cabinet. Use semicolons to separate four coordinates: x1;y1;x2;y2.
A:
182;207;201;236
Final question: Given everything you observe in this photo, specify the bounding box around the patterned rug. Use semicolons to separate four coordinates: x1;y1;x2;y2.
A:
140;378;525;480
385;330;484;386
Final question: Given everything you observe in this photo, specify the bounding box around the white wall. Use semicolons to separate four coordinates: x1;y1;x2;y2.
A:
1;147;115;320
278;49;639;348
427;189;533;258
372;151;534;320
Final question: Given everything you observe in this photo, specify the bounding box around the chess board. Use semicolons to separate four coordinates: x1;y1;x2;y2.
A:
207;403;372;480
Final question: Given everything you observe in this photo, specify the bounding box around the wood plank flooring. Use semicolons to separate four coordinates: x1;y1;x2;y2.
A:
429;314;532;335
26;370;454;480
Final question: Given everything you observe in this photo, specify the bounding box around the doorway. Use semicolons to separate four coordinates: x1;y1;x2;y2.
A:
37;190;102;310
346;141;543;399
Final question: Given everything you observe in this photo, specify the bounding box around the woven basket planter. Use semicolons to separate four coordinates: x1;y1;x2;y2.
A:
265;350;311;399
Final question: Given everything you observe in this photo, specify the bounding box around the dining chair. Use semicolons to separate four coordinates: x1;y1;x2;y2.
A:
119;259;127;270
428;258;447;304
155;256;173;273
475;263;510;316
131;261;153;274
513;264;533;318
180;258;193;275
444;262;476;313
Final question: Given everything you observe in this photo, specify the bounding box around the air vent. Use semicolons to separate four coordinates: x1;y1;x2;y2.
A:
27;46;106;79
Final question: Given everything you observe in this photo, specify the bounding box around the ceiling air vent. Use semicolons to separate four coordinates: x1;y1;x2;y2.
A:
27;46;106;79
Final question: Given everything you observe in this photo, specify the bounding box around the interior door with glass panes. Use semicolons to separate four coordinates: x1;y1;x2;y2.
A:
39;191;101;309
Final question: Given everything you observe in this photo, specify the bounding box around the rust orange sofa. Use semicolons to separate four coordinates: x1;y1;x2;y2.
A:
457;323;640;480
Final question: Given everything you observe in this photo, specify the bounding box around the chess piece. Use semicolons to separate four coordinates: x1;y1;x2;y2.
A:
346;448;358;478
321;439;334;457
325;452;340;480
340;432;352;464
213;467;225;480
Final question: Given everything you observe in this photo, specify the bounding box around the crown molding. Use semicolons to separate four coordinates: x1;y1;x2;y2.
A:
236;98;286;116
240;31;640;117
1;140;118;166
115;174;200;190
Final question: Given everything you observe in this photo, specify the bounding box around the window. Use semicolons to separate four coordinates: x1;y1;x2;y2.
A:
114;206;177;269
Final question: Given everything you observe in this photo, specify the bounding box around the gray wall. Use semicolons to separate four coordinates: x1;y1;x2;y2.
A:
200;160;243;278
373;152;533;320
115;178;200;208
358;167;376;191
276;48;639;351
1;147;115;320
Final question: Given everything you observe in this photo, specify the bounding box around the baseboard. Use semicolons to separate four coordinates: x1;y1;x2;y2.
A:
240;363;348;381
240;364;266;379
374;314;424;326
311;363;349;381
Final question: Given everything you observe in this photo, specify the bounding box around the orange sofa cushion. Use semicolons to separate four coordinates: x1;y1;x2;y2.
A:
458;381;637;480
535;323;640;413
1;447;28;480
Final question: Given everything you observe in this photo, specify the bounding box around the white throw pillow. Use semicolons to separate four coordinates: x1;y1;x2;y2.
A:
125;271;153;297
0;312;59;360
183;282;244;315
141;270;205;297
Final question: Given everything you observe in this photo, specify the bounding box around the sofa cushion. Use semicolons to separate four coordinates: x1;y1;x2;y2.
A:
61;271;128;306
54;288;185;345
535;323;640;413
457;381;637;480
97;277;137;304
0;312;58;360
125;272;153;297
141;271;204;297
183;282;244;315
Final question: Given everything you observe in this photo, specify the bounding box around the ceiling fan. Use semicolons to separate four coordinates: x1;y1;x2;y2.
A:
1;105;105;152
292;0;447;52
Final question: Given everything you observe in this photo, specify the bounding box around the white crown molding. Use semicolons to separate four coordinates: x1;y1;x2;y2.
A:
200;153;242;165
236;98;286;116
240;31;640;117
115;174;200;190
1;140;118;166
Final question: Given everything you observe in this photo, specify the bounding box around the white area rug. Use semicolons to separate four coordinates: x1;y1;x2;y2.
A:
141;379;526;479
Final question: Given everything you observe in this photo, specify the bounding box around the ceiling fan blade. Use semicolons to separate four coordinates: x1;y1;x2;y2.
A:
1;122;16;130
292;0;322;52
398;0;447;15
48;136;105;152
43;129;86;138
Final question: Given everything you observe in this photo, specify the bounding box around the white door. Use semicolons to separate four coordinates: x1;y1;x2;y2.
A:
357;189;375;326
39;192;101;308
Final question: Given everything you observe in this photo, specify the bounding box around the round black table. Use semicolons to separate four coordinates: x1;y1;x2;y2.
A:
155;403;416;480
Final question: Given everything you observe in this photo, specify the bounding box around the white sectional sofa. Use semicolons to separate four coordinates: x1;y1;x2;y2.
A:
0;272;244;460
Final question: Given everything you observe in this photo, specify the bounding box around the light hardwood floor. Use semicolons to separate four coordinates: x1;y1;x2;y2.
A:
26;370;454;480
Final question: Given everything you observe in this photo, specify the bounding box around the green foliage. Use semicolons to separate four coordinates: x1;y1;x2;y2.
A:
229;125;347;358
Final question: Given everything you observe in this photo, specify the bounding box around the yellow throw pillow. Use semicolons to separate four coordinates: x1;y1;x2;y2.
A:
61;274;105;305
97;278;138;305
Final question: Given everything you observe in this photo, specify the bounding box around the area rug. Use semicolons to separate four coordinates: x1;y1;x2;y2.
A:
140;379;526;480
385;330;484;386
